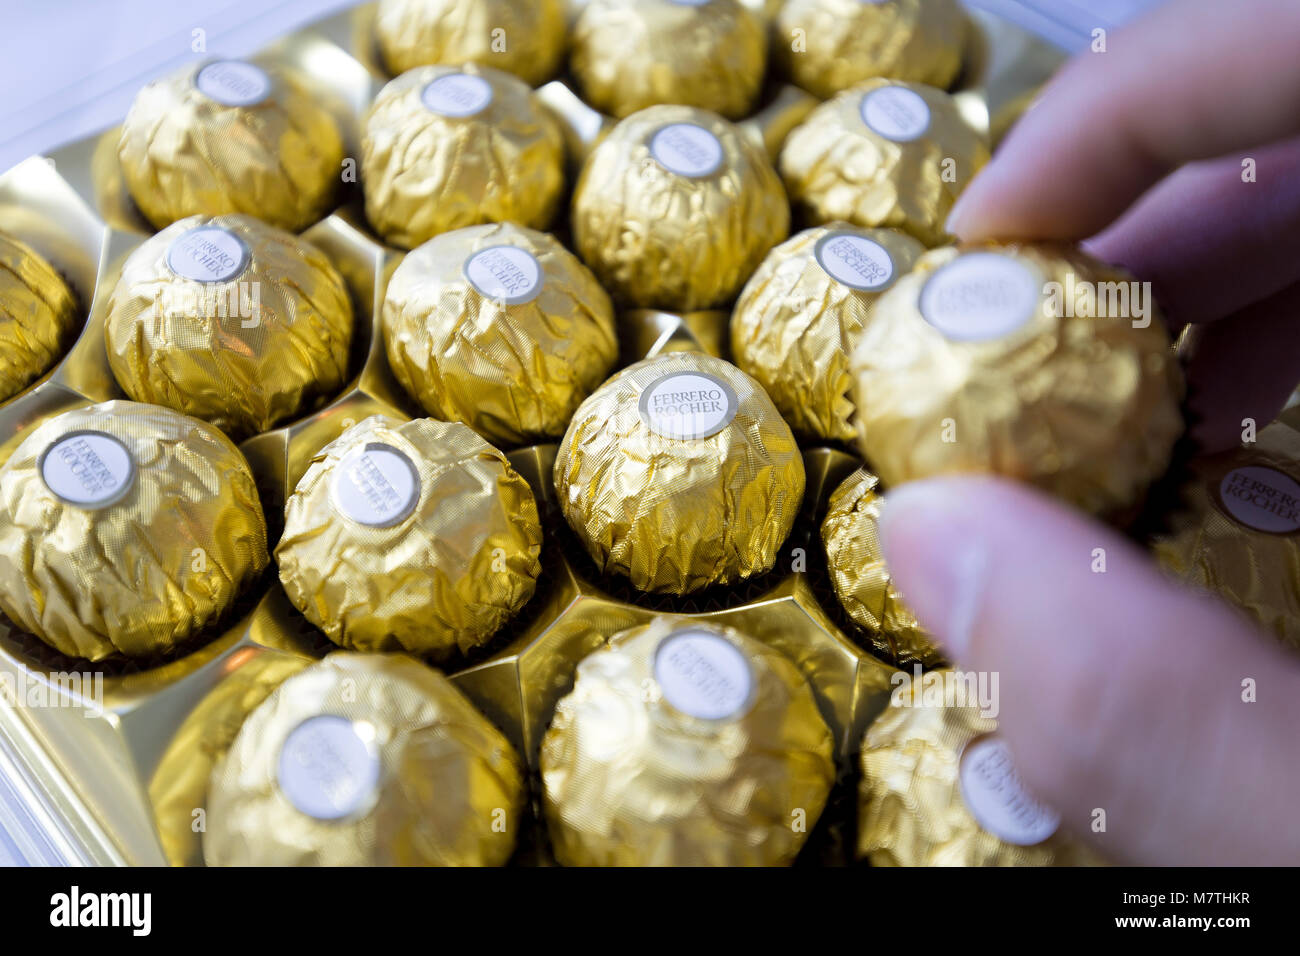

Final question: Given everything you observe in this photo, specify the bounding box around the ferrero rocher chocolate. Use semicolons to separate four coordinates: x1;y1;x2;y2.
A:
0;401;268;661
571;0;767;120
554;353;805;594
204;653;525;867
859;673;1100;866
851;242;1185;517
821;468;942;666
117;59;343;231
0;232;79;404
572;105;789;310
276;415;542;660
382;222;618;447
775;0;966;99
361;64;565;249
541;618;835;866
731;224;924;442
1153;420;1300;650
375;0;567;85
105;214;354;440
780;79;989;247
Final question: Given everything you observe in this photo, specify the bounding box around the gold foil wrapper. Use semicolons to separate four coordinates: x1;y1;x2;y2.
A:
105;214;354;441
541;618;835;866
0;232;79;404
572;104;790;310
554;352;805;594
730;223;924;443
0;401;269;661
276;415;543;660
204;653;525;866
117;59;344;232
361;64;565;250
780;79;989;247
1152;420;1300;651
375;0;567;85
859;673;1101;866
821;468;941;666
774;0;966;99
571;0;767;120
851;242;1185;517
382;222;618;447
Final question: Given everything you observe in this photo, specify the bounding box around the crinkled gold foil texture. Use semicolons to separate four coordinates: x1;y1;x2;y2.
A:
571;0;767;120
572;104;789;310
780;79;989;247
382;222;618;447
821;468;942;666
852;242;1185;516
1152;420;1300;650
276;415;542;660
375;0;567;85
361;64;565;249
775;0;966;99
117;60;343;231
0;401;268;661
554;352;805;594
204;653;525;866
731;223;924;442
0;232;79;404
541;618;835;866
859;674;1101;866
105;214;354;441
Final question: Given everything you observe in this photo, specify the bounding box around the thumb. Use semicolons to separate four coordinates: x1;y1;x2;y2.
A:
879;476;1300;866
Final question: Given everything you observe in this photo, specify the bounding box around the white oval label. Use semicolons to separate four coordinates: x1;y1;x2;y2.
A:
919;252;1041;342
639;371;738;440
331;443;420;528
195;60;271;107
959;736;1060;846
422;73;494;118
650;123;724;179
814;232;896;291
277;715;381;821
166;226;250;283
464;245;543;305
1217;466;1300;534
39;432;136;509
654;630;754;721
860;86;932;142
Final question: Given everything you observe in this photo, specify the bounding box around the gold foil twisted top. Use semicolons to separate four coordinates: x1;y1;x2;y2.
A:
572;104;790;310
204;653;525;866
571;0;767;120
850;241;1185;517
0;232;79;403
117;59;344;232
276;415;542;660
730;223;924;443
382;222;618;447
780;79;989;247
821;468;942;666
774;0;966;99
0;401;268;661
105;214;354;441
361;63;565;250
541;618;836;866
554;352;805;594
375;0;567;85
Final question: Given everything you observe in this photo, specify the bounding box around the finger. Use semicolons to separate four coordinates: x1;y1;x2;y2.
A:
880;476;1300;865
948;0;1300;242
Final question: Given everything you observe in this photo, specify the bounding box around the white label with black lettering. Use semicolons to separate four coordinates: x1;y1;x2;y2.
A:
195;60;271;107
959;736;1060;846
464;246;543;305
650;123;724;179
277;716;381;821
1217;466;1300;534
654;630;754;721
919;252;1041;342
422;73;494;118
40;432;135;509
860;86;931;142
331;443;420;528
166;226;250;283
814;232;896;291
638;371;738;440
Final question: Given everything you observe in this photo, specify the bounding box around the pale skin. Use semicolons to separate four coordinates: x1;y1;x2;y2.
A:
881;0;1300;864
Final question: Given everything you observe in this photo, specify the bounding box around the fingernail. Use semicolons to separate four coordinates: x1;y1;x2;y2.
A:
944;194;972;239
879;479;991;660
